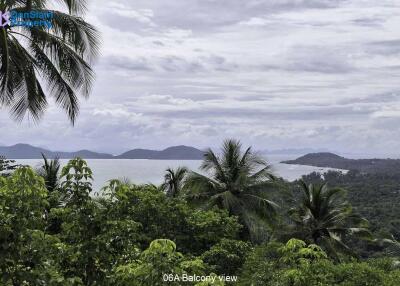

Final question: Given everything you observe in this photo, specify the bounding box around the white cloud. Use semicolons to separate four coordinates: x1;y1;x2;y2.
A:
371;106;400;119
239;17;271;27
1;0;400;156
104;3;155;26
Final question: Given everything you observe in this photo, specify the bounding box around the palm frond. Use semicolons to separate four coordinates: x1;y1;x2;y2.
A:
57;0;87;15
0;0;99;123
185;139;279;242
287;180;370;257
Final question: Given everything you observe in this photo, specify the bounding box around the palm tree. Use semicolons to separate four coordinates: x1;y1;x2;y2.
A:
377;235;400;257
185;139;279;242
0;0;99;124
37;153;60;192
288;181;370;257
161;167;188;198
0;155;19;176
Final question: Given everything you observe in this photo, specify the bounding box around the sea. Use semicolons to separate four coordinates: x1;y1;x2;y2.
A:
15;154;343;191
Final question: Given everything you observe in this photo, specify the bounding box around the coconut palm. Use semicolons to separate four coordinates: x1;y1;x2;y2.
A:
288;181;370;257
377;235;400;257
161;167;188;198
0;155;19;176
37;153;60;192
185;139;279;241
0;0;99;124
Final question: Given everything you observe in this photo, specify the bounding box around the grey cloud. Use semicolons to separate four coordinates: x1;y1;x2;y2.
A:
260;46;355;74
2;0;399;157
101;56;153;71
159;56;204;72
285;46;355;74
371;116;400;130
352;17;385;27
103;0;344;31
102;54;236;73
338;92;400;105
144;105;371;121
285;59;353;74
367;40;400;55
152;40;165;46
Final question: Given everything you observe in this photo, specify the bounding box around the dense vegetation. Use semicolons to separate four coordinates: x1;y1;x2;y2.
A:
0;140;399;285
300;170;400;257
284;152;400;175
0;156;19;176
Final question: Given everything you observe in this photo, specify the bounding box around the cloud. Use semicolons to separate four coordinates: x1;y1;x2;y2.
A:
1;0;400;156
370;106;400;119
102;3;156;27
100;54;236;74
279;46;355;74
102;56;153;71
239;17;272;27
352;17;385;27
367;40;400;55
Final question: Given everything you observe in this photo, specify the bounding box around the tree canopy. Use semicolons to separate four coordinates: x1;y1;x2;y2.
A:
0;140;399;285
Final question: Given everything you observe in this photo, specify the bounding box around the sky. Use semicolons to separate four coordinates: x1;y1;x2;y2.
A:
1;0;400;156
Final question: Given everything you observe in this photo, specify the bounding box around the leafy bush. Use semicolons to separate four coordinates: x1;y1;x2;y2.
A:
1;158;399;285
240;238;400;286
102;180;242;255
202;239;251;275
111;239;207;286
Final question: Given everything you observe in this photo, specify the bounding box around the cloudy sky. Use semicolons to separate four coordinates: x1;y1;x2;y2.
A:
1;0;400;156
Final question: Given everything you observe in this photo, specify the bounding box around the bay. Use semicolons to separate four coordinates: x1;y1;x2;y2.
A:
15;155;342;191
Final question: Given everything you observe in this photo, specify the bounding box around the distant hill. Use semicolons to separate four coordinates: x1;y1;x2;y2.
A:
0;144;205;160
283;152;400;174
116;146;205;160
263;148;330;155
0;144;114;159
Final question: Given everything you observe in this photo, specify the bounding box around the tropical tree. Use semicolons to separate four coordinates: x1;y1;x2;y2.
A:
161;167;188;197
111;239;208;286
380;235;400;257
185;139;279;242
288;181;370;258
60;157;93;206
239;239;400;286
0;0;99;123
0;155;19;176
37;153;61;192
0;167;65;283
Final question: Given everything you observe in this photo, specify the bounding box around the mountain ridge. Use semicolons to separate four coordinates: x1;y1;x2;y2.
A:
0;143;205;160
282;152;400;174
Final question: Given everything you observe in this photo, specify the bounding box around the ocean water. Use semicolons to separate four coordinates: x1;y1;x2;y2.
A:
15;155;340;191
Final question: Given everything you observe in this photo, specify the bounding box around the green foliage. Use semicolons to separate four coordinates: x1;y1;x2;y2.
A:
0;167;68;284
279;238;328;264
102;179;242;255
287;180;370;258
37;153;61;193
111;239;206;286
240;239;400;286
185;139;279;242
60;158;93;206
202;239;251;275
51;159;140;284
0;155;19;176
300;171;400;257
0;155;399;285
161;167;188;197
239;241;283;284
240;239;329;285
